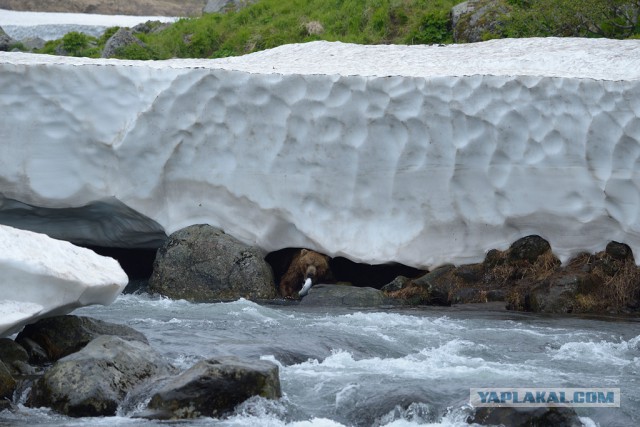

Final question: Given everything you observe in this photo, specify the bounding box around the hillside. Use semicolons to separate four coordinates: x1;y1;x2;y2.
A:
0;0;205;16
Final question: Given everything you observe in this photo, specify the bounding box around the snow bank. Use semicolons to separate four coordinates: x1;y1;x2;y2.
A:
0;225;128;337
1;38;639;268
0;8;177;40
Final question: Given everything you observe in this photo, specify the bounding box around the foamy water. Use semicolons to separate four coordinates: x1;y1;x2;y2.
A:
2;294;638;426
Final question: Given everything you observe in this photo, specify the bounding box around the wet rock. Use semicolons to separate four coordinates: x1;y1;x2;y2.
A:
343;394;436;427
411;265;456;305
299;284;388;307
14;337;49;366
381;276;412;292
519;279;579;314
455;263;484;283
149;224;276;302
485;289;506;302
28;335;175;417
16;315;147;363
605;241;634;262
0;338;30;376
144;356;280;419
511;271;603;314
451;287;485;304
0;360;16;401
508;235;552;264
483;248;503;268
468;406;583;426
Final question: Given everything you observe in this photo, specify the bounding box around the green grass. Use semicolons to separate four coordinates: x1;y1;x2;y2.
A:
33;0;640;59
34;0;461;59
137;0;463;59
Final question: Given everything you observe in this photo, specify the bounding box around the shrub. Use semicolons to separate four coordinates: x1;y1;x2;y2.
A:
405;9;451;44
61;31;90;56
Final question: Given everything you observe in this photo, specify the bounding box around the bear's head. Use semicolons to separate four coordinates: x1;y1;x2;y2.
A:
298;249;330;283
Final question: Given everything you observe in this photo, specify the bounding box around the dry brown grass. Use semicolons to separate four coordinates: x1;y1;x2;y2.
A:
592;262;640;310
522;250;561;281
484;249;560;286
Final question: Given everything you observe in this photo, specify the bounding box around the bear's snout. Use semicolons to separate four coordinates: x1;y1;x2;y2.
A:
305;265;317;281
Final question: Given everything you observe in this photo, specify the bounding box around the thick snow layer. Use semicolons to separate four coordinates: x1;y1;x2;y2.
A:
0;8;177;40
1;38;640;268
0;225;128;337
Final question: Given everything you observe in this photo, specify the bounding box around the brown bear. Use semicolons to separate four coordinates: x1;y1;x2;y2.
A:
279;249;332;298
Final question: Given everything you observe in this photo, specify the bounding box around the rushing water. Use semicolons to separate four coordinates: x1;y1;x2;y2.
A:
2;294;639;426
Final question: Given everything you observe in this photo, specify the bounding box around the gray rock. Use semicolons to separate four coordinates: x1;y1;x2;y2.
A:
149;224;276;302
469;406;582;426
145;356;281;419
0;360;16;401
381;276;411;292
0;26;16;51
517;274;590;314
132;21;171;34
101;28;145;58
16;315;148;363
0;338;29;376
508;235;552;264
0;338;28;366
299;284;388;307
451;287;485;304
451;0;511;43
485;289;506;301
28;335;175;417
203;0;255;14
454;263;484;283
606;241;634;262
411;265;455;305
20;37;45;51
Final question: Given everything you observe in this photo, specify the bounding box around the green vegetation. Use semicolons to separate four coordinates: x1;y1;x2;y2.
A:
502;0;640;39
39;31;100;57
134;0;461;59
34;0;640;59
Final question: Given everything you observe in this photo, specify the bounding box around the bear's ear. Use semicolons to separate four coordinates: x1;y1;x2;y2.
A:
300;249;309;255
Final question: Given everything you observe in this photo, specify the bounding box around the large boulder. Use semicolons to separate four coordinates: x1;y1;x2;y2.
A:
0;360;16;403
20;37;46;51
451;0;511;43
145;356;281;419
0;338;30;376
0;26;16;51
149;225;276;301
15;315;147;363
28;335;175;417
101;28;146;58
0;225;128;338
469;406;582;426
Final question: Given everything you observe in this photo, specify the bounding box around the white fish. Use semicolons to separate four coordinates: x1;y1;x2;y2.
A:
298;278;313;297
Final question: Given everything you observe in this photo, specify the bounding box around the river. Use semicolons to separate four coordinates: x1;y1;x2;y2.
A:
1;294;638;426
